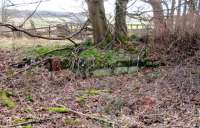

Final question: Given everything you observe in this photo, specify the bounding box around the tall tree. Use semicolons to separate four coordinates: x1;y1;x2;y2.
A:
188;0;196;13
144;0;165;38
1;0;7;23
198;0;200;14
114;0;129;43
169;0;176;30
86;0;109;44
183;0;187;16
176;0;182;30
177;0;182;16
170;0;176;19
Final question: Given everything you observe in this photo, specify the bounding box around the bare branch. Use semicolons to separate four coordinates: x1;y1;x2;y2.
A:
6;0;50;7
20;0;42;27
0;19;89;46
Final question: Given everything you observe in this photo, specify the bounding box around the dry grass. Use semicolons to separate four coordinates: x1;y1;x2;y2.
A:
148;14;200;66
0;38;78;49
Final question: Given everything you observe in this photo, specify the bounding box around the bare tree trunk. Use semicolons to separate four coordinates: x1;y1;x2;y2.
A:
183;0;188;16
86;0;109;44
170;0;176;18
1;0;7;23
177;0;182;16
114;0;129;43
169;0;176;31
162;1;170;18
188;0;196;13
198;0;200;14
147;0;166;39
176;0;182;30
182;0;188;27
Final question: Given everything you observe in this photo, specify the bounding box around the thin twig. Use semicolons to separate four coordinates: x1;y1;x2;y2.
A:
20;0;42;27
56;104;118;127
6;58;48;80
0;19;89;46
5;116;62;128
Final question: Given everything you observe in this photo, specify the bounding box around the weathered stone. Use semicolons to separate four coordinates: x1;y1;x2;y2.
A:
128;66;138;74
114;67;128;75
92;68;112;77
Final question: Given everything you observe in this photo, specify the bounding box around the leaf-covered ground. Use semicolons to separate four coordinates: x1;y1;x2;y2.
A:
0;48;200;128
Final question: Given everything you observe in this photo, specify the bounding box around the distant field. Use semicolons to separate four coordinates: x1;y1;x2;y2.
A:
0;38;80;60
11;17;147;28
11;17;72;28
0;38;77;49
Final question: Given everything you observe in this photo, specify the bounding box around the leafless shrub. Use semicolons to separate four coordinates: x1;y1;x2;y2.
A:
150;14;200;65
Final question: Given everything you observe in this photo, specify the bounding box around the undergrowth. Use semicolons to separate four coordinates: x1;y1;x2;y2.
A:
0;90;16;109
25;45;72;58
48;107;70;113
79;48;127;68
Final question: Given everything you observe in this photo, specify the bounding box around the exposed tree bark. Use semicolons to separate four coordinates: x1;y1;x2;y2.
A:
183;0;188;16
188;0;196;13
170;0;176;18
114;0;129;43
169;0;176;30
198;0;200;14
86;0;109;44
176;0;182;30
1;0;8;23
177;0;182;16
162;0;170;18
145;0;166;39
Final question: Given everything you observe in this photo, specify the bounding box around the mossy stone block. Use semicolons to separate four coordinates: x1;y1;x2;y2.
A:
128;66;138;74
48;107;70;113
92;69;112;77
114;67;128;75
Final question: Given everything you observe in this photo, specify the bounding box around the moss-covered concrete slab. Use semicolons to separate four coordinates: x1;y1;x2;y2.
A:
92;69;112;77
114;67;128;75
128;66;138;74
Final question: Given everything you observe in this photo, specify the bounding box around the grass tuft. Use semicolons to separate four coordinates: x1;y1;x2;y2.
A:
0;90;16;109
48;107;70;113
64;118;81;125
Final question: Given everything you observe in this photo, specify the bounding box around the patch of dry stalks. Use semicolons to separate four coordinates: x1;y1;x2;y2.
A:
150;15;200;66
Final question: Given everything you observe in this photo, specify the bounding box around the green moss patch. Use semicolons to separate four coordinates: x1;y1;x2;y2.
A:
75;96;87;104
75;88;111;97
84;88;111;96
27;95;34;102
23;125;33;128
74;88;111;105
25;45;73;58
80;48;120;68
64;118;81;126
13;118;32;124
23;107;33;113
145;71;161;80
0;90;16;109
48;107;70;113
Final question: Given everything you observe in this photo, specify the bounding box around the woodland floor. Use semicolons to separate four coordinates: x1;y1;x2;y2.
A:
0;47;200;128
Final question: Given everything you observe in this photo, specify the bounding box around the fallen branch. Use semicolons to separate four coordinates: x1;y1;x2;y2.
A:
39;46;75;58
56;104;118;127
6;58;48;80
4;116;62;128
69;108;117;127
3;106;118;128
